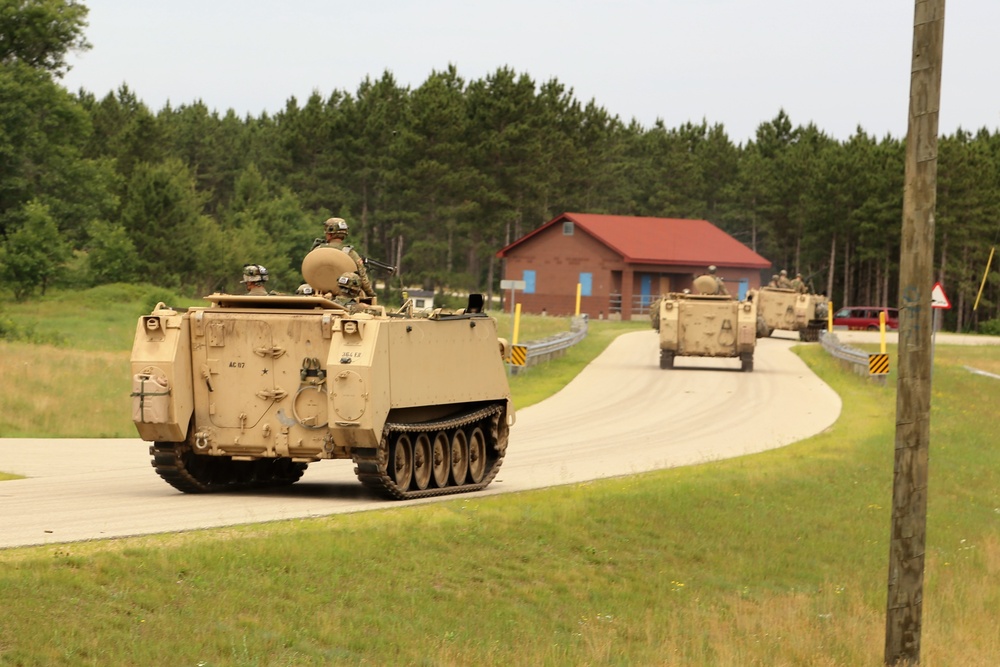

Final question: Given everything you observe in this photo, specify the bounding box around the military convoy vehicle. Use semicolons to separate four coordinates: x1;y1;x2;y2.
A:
654;275;757;372
131;247;514;500
752;287;829;342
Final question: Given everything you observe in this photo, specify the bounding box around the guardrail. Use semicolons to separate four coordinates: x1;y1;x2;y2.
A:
819;331;887;384
510;315;589;373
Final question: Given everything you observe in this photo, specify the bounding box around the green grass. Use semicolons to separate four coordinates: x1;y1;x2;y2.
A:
0;288;578;437
1;283;199;351
491;310;577;346
2;349;998;665
0;341;134;437
2;293;999;665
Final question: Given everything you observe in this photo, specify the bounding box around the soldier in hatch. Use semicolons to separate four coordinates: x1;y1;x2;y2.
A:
312;217;376;298
334;271;364;308
789;272;806;293
777;269;793;289
241;264;269;295
704;265;729;296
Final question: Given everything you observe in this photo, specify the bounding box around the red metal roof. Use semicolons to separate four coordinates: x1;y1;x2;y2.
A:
497;212;771;269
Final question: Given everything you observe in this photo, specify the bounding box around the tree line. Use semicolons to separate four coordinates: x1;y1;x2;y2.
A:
2;0;999;331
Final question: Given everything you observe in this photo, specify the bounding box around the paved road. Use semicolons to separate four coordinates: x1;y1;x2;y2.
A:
832;329;1000;347
0;331;843;549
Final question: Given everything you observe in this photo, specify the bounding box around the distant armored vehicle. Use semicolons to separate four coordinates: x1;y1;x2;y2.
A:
131;247;514;500
752;287;829;341
654;275;757;372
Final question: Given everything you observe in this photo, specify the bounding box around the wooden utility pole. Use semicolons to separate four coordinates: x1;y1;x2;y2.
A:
885;1;946;665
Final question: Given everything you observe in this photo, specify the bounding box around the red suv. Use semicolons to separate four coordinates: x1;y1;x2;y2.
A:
833;306;900;330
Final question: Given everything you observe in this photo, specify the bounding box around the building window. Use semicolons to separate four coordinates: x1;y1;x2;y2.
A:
562;221;574;235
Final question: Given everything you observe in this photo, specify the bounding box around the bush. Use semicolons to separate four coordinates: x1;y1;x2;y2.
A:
978;318;1000;336
0;309;65;345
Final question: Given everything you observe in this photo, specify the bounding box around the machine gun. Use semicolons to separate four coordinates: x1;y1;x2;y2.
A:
363;256;397;275
801;266;828;295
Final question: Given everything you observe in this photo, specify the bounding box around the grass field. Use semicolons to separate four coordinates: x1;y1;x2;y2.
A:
0;286;578;437
1;291;999;665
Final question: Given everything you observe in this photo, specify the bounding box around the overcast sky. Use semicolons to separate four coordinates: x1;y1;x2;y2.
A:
60;1;1000;145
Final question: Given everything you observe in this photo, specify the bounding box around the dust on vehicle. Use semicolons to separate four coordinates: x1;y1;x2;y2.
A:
131;247;515;500
654;275;757;372
752;287;829;341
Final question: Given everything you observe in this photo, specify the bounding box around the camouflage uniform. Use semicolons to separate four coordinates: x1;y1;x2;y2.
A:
316;218;376;298
334;271;363;308
777;270;793;289
241;264;269;296
789;273;806;293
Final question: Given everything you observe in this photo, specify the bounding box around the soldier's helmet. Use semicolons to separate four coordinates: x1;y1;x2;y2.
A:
780;269;788;276
337;271;362;296
324;217;349;237
295;283;315;295
772;274;779;281
708;265;717;274
241;264;269;284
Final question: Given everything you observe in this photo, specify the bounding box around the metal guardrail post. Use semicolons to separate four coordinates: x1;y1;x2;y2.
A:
509;316;589;374
819;331;887;385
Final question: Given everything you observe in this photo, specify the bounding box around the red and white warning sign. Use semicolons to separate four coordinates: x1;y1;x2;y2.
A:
931;282;951;309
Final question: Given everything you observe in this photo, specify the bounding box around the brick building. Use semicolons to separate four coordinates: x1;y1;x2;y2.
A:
496;212;771;319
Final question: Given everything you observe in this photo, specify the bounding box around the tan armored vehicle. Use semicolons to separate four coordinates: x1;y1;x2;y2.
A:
655;275;757;372
131;247;515;500
752;287;828;342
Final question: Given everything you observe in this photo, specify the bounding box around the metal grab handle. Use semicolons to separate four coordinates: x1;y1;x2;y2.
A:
255;388;288;401
200;365;214;392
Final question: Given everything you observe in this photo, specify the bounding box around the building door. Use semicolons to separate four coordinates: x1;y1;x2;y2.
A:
609;271;622;315
737;278;749;300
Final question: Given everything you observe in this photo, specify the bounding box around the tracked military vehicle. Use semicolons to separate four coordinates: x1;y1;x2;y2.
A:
752;287;828;342
131;246;514;500
655;275;757;372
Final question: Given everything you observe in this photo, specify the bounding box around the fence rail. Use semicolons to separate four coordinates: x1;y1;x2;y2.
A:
820;331;887;384
511;316;588;372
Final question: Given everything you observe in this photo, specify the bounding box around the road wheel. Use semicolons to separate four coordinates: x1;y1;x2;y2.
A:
431;432;451;488
390;434;413;490
467;426;487;484
412;433;432;491
450;429;469;485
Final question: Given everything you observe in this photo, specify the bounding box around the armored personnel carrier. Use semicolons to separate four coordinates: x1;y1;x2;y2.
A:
131;247;514;500
752;287;828;342
655;275;757;372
